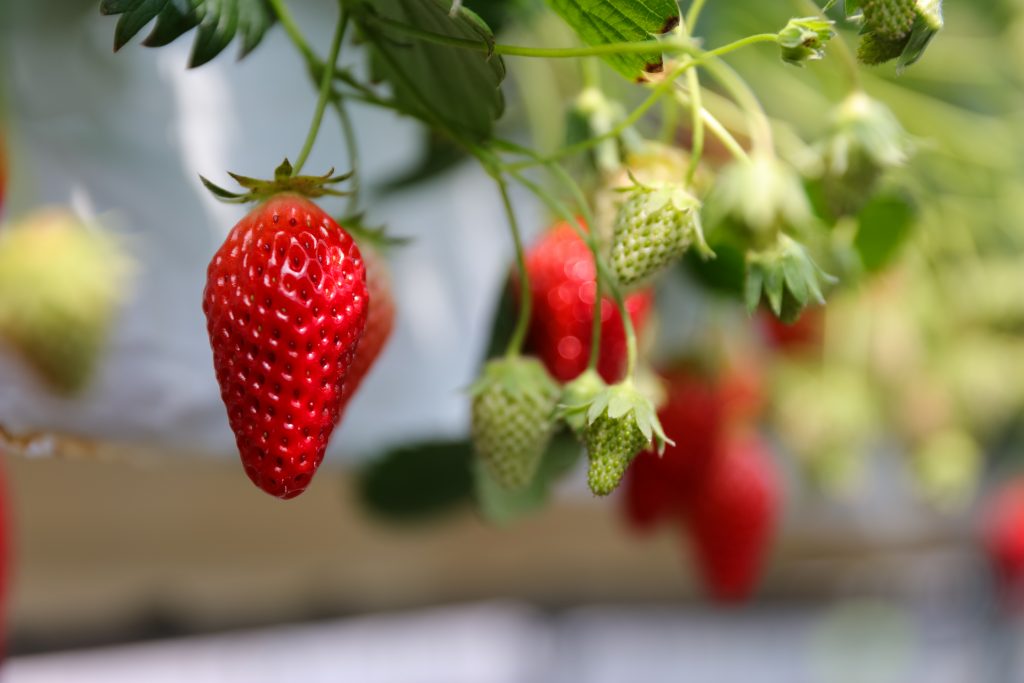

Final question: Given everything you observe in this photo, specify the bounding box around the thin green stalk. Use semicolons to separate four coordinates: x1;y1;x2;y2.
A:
684;67;705;184
672;88;751;162
362;11;775;62
793;0;861;89
686;0;709;31
334;98;361;214
508;61;689;171
292;10;348;176
495;176;531;357
676;17;704;185
267;0;317;63
660;94;681;145
363;13;686;58
700;58;774;156
506;34;777;171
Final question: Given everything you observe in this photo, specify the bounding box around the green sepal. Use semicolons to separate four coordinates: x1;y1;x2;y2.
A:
745;234;836;323
336;215;410;253
199;159;353;205
467;355;558;401
896;1;943;70
584;381;673;454
558;369;608;437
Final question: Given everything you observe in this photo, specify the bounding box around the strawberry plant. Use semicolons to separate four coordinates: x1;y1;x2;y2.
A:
87;0;942;502
21;0;1024;616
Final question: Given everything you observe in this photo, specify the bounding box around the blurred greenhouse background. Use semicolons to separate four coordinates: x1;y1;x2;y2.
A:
1;0;1024;681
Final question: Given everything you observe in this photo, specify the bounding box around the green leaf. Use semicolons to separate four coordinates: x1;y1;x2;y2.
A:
546;0;680;81
101;0;274;67
356;440;475;522
682;240;746;298
346;0;506;141
474;430;582;525
854;191;916;272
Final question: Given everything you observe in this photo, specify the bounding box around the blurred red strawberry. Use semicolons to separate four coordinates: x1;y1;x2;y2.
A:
339;245;394;411
981;478;1024;600
686;432;780;603
622;363;764;532
524;222;652;383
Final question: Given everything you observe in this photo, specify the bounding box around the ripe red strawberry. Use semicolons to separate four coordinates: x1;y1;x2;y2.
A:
686;432;780;603
524;222;652;384
203;193;368;499
339;245;394;410
981;479;1024;595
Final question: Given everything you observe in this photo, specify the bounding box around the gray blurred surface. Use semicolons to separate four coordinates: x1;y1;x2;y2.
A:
5;601;1022;683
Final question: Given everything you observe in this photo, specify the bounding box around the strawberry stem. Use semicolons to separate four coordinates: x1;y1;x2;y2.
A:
686;0;709;30
676;18;704;186
292;5;348;177
494;176;531;358
794;0;862;89
700;58;775;158
671;88;751;162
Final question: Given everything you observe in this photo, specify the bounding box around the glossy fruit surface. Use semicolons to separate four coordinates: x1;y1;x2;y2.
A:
204;194;368;499
524;222;652;383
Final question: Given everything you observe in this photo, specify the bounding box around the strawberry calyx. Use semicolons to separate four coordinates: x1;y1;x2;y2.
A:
745;234;836;324
336;214;409;255
558;369;608;437
200;159;352;205
584;380;674;454
575;380;673;495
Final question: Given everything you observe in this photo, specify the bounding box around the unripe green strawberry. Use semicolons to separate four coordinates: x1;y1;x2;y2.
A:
0;209;131;394
574;381;671;496
610;182;711;287
856;0;944;68
820;92;910;215
857;31;909;65
587;412;650;496
707;156;815;244
470;356;560;490
863;0;917;39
